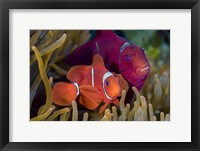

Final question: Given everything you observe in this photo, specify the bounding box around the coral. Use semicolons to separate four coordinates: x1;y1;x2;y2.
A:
30;107;54;121
32;46;53;114
141;67;170;115
30;70;170;121
123;30;170;115
30;30;170;121
30;30;90;106
99;87;170;121
30;30;91;118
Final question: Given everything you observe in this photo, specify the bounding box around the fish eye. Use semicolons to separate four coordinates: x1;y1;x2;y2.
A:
105;80;109;86
124;55;132;62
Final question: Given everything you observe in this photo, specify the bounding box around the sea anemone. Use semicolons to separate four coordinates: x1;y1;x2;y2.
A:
30;30;170;121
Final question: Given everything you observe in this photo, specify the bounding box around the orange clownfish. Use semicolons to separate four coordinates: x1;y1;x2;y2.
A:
52;55;128;114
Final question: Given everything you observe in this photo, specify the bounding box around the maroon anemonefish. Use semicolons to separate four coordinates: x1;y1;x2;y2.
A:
53;55;128;114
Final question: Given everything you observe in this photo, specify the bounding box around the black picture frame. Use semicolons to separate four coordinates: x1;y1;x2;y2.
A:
0;0;199;151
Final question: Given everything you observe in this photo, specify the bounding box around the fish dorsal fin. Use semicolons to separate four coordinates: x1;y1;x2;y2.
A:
67;65;91;83
95;30;116;38
92;55;105;68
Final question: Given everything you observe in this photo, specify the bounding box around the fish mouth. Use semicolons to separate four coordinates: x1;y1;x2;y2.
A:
140;65;150;72
119;63;150;74
136;63;150;74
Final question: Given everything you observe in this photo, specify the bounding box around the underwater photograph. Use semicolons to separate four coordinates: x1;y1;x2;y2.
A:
30;30;170;121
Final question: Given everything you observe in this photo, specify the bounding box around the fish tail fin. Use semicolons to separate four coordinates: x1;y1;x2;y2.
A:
52;82;78;106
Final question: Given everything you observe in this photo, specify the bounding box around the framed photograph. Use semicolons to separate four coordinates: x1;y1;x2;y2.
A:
0;0;199;151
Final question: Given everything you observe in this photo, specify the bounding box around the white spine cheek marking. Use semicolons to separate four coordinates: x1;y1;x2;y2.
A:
73;83;79;96
91;68;94;87
119;42;132;63
95;42;100;54
102;72;114;100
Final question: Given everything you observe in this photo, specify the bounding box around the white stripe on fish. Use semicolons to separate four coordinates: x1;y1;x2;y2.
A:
72;70;113;100
102;72;113;100
91;67;94;86
73;82;79;96
95;42;100;54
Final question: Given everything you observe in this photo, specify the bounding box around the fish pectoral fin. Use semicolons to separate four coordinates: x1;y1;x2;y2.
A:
79;95;100;110
112;99;119;106
80;85;102;96
92;54;105;68
79;85;103;110
99;102;109;115
112;72;129;93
